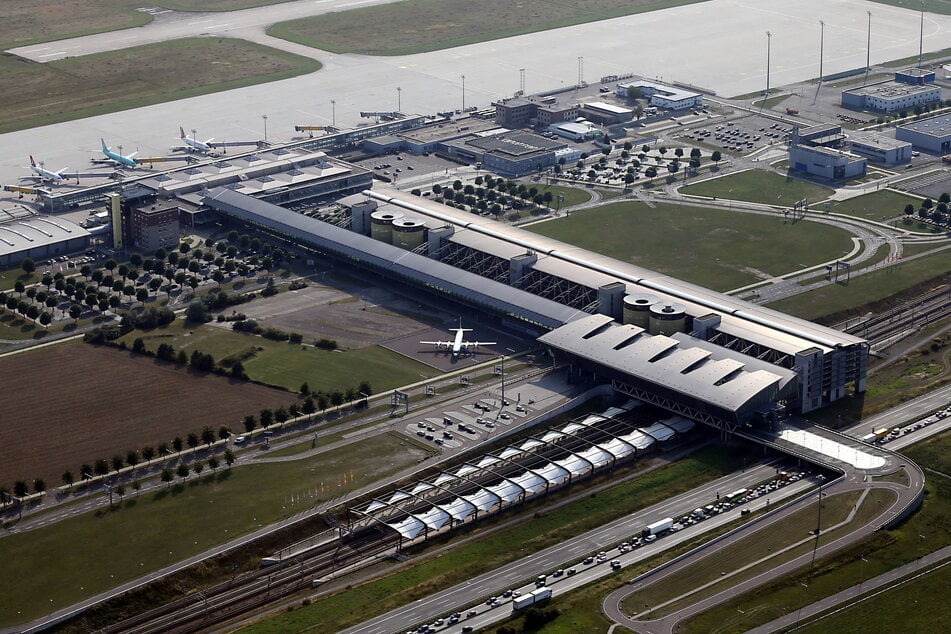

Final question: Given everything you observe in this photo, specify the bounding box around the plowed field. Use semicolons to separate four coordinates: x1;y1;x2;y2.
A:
0;342;293;487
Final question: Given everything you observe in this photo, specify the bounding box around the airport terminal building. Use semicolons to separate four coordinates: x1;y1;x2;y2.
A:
201;185;867;427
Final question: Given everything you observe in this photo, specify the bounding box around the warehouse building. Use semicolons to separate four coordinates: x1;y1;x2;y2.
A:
896;113;951;154
849;134;913;165
788;144;867;180
841;82;941;113
0;208;91;267
581;101;633;125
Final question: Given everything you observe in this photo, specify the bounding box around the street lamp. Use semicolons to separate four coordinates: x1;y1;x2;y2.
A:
461;74;466;112
397;86;401;113
918;0;925;67
865;11;872;85
331;99;336;128
818;20;825;84
765;31;771;98
262;114;268;143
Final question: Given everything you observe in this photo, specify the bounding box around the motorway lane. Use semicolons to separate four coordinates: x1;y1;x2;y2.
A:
340;460;803;634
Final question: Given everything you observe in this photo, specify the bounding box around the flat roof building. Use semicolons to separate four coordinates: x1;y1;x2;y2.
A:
616;81;703;110
849;134;913;165
0;211;91;267
581;101;633;125
896;113;951;154
841;81;941;113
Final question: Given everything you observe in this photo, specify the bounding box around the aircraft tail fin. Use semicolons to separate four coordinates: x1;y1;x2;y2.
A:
29;155;36;167
180;126;186;139
101;139;109;152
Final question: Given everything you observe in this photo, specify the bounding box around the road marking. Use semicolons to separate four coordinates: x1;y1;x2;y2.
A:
188;19;213;25
38;52;67;58
205;24;230;30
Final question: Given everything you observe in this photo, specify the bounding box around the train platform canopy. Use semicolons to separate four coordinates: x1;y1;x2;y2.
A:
539;314;797;421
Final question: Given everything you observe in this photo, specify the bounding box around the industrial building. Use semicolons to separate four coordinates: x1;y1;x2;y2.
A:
848;134;913;165
896;113;951;154
615;80;703;110
200;183;867;422
0;206;92;267
581;102;633;125
788;125;867;180
841;81;941;113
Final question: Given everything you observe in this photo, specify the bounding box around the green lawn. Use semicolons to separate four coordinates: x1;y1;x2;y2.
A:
240;445;745;633
538;183;593;208
825;190;923;222
267;0;707;56
681;430;951;633
0;433;430;627
117;319;438;393
0;38;320;133
0;267;37;292
765;249;951;322
682;170;835;207
526;201;857;291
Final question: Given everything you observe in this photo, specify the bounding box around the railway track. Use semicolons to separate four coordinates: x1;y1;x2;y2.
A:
103;528;398;634
840;285;950;345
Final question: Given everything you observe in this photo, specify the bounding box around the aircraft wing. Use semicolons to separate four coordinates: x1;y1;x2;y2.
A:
419;340;451;347
128;152;139;159
462;341;496;348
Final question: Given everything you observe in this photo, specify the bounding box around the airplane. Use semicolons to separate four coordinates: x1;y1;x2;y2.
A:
420;320;496;357
174;126;215;153
25;155;69;183
100;138;138;168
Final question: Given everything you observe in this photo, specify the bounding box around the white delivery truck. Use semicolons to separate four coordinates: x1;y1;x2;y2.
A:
512;587;552;611
642;517;674;538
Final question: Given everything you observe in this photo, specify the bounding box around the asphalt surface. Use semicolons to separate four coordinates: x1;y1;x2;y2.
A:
4;0;951;189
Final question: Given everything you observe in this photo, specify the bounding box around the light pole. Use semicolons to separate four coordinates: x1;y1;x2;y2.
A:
397;86;401;113
765;31;772;98
918;0;925;67
818;20;825;84
865;11;872;85
461;74;466;112
262;114;268;143
331;99;336;128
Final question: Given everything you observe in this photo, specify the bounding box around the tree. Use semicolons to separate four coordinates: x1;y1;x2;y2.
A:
922;198;934;210
260;408;273;428
176;464;190;481
14;280;24;296
62;470;74;486
330;391;344;407
201;426;216;446
208;455;220;473
105;258;117;273
300;382;310;396
13;480;28;498
274;407;289;424
186;432;199;449
80;463;93;480
33;478;46;493
111;454;124;473
94;458;109;477
142;446;155;464
302;397;315;414
21;257;36;275
115;484;125;501
126;450;140;471
690;148;702;159
161;468;174;487
904;204;916;216
244;415;257;433
130;253;143;267
192;461;204;477
711;150;722;166
158;442;169;456
668;161;680;177
645;166;657;184
224;449;236;468
230;360;247;379
136;287;149;303
218;425;231;440
172;436;184;452
132;480;141;496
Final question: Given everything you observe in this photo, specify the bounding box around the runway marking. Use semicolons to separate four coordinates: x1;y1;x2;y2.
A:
205;24;230;30
38;52;67;58
20;46;50;53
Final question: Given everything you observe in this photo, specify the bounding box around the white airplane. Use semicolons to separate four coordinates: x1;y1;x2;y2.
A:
25;155;69;183
420;321;496;357
174;126;215;153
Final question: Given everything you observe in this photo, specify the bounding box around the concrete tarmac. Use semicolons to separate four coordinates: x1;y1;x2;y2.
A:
3;0;951;191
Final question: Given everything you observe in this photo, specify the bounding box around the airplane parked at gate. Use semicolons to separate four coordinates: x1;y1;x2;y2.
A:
25;156;69;183
100;139;138;168
420;320;496;357
174;126;215;153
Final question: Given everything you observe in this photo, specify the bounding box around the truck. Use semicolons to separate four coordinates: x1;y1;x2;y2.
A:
874;428;890;440
512;587;552;611
786;108;800;115
642;517;674;538
943;155;951;164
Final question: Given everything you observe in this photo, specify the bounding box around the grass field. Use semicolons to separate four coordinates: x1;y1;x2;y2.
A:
680;430;951;633
239;444;745;632
116;319;439;393
0;38;320;133
525;201;857;291
825;190;922;222
267;0;707;56
620;489;892;617
0;433;430;627
0;341;294;487
765;248;951;322
538;183;593;208
681;170;835;207
0;1;294;49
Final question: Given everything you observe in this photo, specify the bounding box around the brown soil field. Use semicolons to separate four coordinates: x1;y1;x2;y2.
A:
0;342;294;488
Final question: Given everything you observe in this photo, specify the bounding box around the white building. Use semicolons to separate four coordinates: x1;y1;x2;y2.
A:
616;81;703;110
548;120;600;141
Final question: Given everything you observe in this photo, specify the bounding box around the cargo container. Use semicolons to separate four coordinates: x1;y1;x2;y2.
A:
642;517;674;537
512;587;552;611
